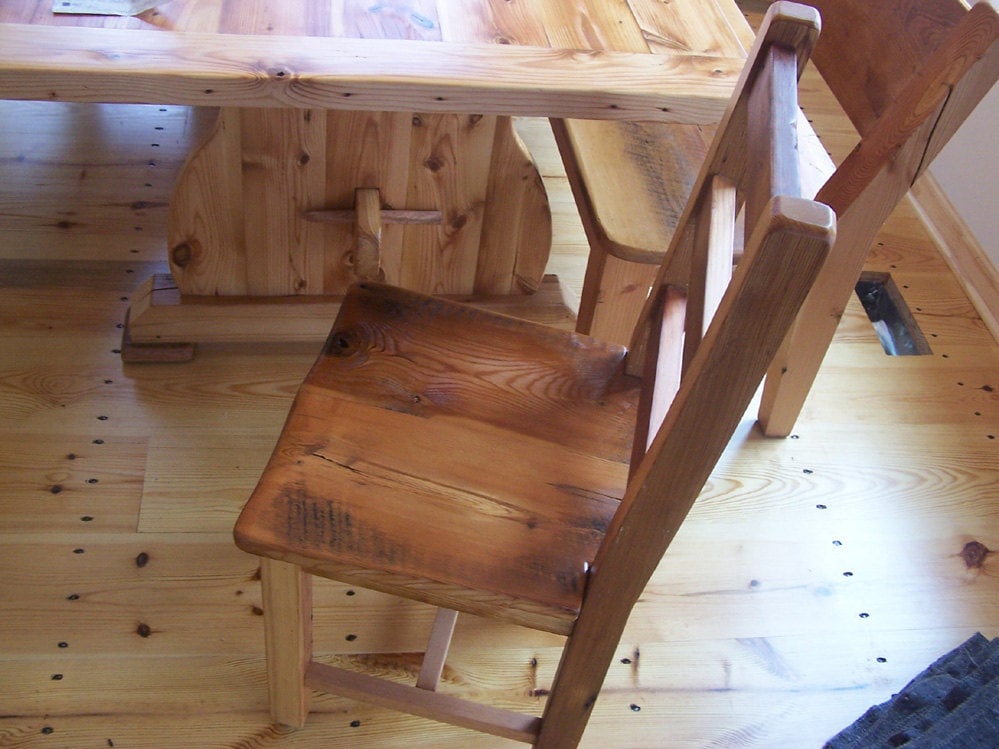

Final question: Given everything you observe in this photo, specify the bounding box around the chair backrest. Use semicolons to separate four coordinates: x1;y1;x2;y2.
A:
757;0;999;436
604;0;834;616
537;4;836;741
812;0;999;216
810;0;989;136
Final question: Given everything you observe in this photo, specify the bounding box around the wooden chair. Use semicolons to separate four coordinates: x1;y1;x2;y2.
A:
757;0;999;435
233;4;834;747
561;0;999;438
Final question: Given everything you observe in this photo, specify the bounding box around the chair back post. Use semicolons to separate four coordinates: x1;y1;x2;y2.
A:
540;199;835;749
534;6;833;747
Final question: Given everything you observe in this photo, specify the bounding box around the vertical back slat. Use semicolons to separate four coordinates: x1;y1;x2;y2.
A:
699;177;738;336
743;44;801;232
632;284;687;468
683;174;737;370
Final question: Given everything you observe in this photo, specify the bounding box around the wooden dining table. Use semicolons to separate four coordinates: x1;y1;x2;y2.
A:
0;0;761;359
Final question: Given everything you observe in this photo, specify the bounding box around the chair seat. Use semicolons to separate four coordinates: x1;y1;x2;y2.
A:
235;283;641;635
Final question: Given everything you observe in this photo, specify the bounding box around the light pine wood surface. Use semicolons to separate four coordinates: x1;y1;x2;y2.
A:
1;7;998;749
0;0;762;354
0;1;743;122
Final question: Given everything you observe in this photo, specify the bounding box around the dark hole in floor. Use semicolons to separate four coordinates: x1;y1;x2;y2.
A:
855;271;932;356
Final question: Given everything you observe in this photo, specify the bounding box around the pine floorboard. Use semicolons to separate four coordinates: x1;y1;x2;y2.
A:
1;14;998;749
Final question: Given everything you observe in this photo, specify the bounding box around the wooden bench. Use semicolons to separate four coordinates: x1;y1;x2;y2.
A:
553;1;835;347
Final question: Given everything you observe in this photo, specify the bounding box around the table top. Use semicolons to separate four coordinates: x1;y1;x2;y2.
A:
0;0;749;51
0;0;750;123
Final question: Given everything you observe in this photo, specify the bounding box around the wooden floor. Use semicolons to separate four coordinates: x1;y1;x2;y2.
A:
2;20;999;749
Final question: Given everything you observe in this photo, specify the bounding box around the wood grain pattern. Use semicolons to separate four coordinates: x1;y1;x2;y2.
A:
235;9;832;745
235;284;637;634
2;2;999;747
308;284;635;456
0;23;741;121
0;0;749;349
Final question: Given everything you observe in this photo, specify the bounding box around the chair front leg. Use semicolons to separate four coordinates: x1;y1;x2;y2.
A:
260;557;313;727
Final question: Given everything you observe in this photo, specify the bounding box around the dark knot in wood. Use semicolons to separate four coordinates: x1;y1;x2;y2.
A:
959;540;992;569
171;242;193;268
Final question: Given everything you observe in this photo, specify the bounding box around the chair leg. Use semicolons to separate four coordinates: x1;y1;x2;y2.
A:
575;233;609;337
594;256;659;347
533;629;621;749
260;557;313;727
533;584;634;749
416;608;459;691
